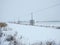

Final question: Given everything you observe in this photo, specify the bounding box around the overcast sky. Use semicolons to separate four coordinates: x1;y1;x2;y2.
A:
0;0;60;22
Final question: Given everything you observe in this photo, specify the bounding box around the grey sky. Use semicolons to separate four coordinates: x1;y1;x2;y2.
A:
0;0;60;22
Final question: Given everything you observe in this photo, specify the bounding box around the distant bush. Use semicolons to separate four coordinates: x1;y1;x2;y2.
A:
0;22;7;27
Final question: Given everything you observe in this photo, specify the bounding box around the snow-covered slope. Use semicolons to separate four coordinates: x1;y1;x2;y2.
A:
5;23;60;44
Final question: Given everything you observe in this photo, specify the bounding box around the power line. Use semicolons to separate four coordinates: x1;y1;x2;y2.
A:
34;3;60;13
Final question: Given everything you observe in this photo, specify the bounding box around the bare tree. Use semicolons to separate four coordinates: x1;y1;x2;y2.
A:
46;41;56;45
0;22;7;45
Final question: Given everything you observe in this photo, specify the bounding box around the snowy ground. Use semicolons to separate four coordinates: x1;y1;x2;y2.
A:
1;22;60;45
36;22;60;26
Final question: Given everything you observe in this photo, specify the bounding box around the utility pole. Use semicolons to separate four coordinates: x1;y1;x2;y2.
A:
30;12;35;25
31;12;33;20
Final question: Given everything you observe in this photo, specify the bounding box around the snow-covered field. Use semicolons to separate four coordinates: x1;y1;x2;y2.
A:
1;22;60;45
36;22;60;26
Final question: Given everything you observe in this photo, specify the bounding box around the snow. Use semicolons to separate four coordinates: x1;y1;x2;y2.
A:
36;22;60;26
6;23;60;43
1;22;60;45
